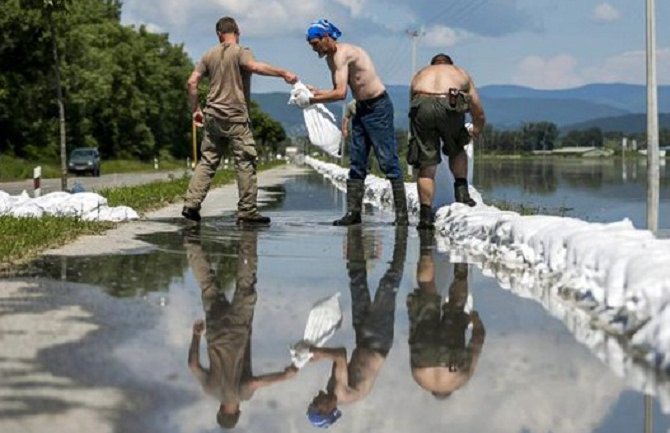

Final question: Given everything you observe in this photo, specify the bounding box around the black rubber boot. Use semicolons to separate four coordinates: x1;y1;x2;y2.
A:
182;206;201;222
454;182;476;207
390;179;409;226
391;226;408;266
417;204;434;230
236;213;271;225
418;226;434;252
333;179;364;226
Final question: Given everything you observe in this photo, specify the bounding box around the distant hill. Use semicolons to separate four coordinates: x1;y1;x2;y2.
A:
562;113;670;134
478;83;670;113
252;83;670;134
479;97;630;129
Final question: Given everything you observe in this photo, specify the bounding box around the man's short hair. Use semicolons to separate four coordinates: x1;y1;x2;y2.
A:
431;391;453;400
430;53;453;65
217;409;241;429
216;17;239;35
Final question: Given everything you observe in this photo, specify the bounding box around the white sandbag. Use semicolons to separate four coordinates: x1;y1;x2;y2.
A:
290;292;343;368
82;205;139;222
32;192;74;216
0;191;11;215
12;202;45;218
288;82;342;157
0;189;138;221
433;123;475;209
61;192;107;217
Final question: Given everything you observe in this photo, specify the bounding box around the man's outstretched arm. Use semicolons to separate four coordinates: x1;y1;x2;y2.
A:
242;60;298;84
188;320;208;384
310;347;350;391
310;59;348;103
249;365;299;390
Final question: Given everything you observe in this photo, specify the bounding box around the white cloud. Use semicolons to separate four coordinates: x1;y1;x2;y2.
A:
512;48;670;89
512;54;584;89
592;3;620;22
420;25;470;48
333;0;367;17
144;22;164;34
121;0;353;39
583;48;670;84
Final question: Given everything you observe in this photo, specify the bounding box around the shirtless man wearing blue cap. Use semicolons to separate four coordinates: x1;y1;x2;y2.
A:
301;19;408;227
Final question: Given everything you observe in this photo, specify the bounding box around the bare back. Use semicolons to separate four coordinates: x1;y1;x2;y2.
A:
411;64;470;95
328;43;385;101
412;367;470;395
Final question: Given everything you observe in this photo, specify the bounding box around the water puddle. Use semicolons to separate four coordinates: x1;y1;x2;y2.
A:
2;171;669;432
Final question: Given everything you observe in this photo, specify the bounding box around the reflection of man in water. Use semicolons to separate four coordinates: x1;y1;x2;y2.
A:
185;228;297;429
307;226;407;428
406;232;485;398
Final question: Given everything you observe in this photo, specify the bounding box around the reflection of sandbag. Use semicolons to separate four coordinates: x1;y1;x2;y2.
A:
288;83;342;157
290;293;343;368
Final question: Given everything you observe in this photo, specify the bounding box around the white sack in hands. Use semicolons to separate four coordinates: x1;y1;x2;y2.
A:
288;82;342;157
290;292;343;368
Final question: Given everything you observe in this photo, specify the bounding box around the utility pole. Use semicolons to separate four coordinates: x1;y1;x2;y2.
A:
646;0;659;234
407;29;419;77
644;0;658;425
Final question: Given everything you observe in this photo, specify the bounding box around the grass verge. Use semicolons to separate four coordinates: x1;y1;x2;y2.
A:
0;155;187;182
0;160;285;272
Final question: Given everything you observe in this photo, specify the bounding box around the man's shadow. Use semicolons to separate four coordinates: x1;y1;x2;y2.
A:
406;231;486;399
184;226;297;429
306;226;408;428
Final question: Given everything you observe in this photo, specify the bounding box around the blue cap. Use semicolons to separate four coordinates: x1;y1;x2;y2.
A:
307;407;342;428
306;19;342;41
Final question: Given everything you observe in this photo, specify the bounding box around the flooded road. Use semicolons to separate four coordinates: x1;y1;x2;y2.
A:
475;157;670;229
2;170;670;432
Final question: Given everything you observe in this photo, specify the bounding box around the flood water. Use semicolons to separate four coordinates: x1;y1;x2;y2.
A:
4;167;670;432
475;157;670;229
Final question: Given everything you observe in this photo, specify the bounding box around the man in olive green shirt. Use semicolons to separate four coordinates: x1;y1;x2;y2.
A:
182;16;298;225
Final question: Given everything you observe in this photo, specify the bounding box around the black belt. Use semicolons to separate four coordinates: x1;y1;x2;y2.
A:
358;91;387;105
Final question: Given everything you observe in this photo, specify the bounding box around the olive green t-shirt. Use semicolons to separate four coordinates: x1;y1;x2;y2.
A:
195;43;254;123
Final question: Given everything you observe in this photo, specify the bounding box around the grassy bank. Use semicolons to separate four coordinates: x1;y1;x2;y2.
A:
0;161;284;272
0;155;186;182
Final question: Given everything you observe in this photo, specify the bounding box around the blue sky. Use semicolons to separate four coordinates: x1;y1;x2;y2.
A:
121;0;670;93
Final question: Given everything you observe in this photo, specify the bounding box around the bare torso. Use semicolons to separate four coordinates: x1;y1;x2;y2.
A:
335;347;385;404
411;64;470;95
328;43;385;101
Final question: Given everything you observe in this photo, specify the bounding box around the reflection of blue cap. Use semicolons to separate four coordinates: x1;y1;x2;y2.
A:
306;19;342;41
307;407;342;428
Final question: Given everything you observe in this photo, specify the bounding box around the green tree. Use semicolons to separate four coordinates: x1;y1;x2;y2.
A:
1;0;192;163
561;127;604;147
250;100;287;158
20;0;72;189
521;122;558;152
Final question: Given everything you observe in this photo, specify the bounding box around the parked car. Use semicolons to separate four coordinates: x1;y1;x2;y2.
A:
68;148;101;176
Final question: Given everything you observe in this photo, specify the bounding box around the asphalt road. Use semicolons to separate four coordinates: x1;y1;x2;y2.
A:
0;169;188;195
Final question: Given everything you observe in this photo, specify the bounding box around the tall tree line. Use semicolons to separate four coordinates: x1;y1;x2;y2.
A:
0;0;287;163
476;122;670;154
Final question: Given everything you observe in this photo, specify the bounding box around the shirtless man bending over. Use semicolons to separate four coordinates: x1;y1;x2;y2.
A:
300;19;408;227
408;53;486;229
